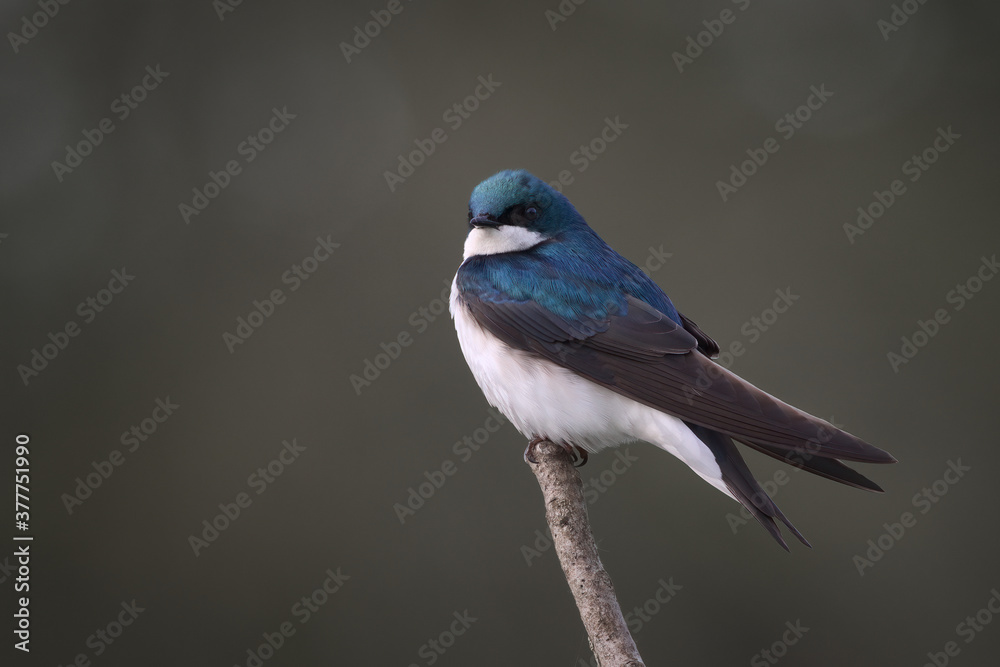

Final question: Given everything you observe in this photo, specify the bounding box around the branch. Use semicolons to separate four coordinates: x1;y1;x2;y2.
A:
527;440;645;667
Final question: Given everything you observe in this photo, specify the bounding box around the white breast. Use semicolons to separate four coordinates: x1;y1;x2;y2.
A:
449;274;731;498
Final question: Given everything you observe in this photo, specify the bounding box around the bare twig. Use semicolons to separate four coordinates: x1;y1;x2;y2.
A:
527;440;645;667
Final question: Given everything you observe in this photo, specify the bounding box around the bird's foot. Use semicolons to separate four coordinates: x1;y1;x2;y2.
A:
523;437;547;464
524;438;589;467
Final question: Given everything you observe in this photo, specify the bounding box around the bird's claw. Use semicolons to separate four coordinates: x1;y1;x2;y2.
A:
523;437;546;464
524;438;589;467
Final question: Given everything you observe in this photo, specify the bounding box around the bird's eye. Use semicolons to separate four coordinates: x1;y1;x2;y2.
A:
524;205;539;221
467;210;473;222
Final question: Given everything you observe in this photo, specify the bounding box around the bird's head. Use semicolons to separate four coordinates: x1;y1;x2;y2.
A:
463;169;582;258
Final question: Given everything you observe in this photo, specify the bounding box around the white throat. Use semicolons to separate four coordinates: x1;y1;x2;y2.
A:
463;226;547;259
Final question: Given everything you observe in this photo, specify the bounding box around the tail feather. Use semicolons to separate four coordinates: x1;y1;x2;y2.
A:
687;423;810;550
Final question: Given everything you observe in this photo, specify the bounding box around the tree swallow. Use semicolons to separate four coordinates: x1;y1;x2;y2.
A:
450;169;896;549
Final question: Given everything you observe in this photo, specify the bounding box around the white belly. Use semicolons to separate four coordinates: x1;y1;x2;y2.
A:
450;275;730;496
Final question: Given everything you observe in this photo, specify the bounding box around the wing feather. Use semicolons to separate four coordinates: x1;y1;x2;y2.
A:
459;291;895;468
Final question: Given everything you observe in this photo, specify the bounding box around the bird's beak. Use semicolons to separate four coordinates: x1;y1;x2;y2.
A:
469;214;501;229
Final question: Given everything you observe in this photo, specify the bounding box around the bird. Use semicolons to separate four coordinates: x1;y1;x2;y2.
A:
449;169;896;549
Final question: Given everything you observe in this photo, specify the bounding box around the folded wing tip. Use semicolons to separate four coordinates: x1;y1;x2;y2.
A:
860;443;897;464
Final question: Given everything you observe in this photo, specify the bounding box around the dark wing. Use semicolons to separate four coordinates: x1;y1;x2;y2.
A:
679;312;720;358
459;292;895;474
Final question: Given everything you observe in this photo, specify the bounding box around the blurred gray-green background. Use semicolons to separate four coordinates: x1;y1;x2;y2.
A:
3;1;999;665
